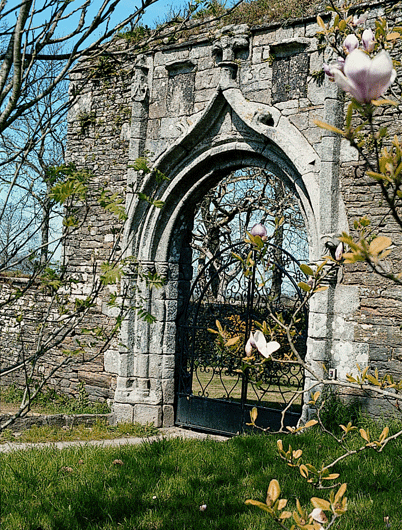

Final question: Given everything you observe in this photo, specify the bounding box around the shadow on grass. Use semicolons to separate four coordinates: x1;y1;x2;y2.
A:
1;432;402;530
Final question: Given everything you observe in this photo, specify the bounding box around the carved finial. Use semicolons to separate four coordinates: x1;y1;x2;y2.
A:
213;25;250;63
212;25;250;88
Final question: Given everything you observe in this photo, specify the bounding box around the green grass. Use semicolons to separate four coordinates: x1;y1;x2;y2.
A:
0;383;111;415
0;419;159;444
193;367;303;410
1;428;401;530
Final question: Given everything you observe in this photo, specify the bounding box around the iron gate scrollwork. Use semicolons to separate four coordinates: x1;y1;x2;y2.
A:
176;240;308;435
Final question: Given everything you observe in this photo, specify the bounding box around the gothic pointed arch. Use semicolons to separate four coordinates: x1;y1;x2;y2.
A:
127;86;325;266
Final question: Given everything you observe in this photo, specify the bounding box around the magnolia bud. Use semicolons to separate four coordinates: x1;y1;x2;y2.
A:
343;34;359;54
335;242;343;261
250;223;268;240
362;28;375;52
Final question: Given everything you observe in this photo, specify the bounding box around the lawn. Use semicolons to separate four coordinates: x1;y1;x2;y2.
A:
1;427;401;530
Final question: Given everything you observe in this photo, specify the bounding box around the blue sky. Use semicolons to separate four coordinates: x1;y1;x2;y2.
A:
111;0;187;28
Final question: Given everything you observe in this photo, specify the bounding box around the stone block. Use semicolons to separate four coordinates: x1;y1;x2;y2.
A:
334;283;359;312
331;315;355;341
162;354;175;378
104;349;119;374
308;312;329;339
165;300;178;321
320;135;341;163
134;404;162;427
162;327;177;354
306;337;329;361
162;379;175;404
163;405;175;427
112;403;134;423
149;321;164;353
152;299;166;321
340;138;359;163
159;117;183;139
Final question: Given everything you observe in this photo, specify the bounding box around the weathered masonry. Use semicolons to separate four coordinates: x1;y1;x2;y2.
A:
63;1;402;428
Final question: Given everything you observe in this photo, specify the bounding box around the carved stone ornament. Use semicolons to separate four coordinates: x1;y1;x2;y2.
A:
212;24;250;63
132;57;149;102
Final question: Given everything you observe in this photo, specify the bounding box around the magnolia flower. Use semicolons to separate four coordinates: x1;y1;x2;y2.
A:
335;242;343;261
343;34;359;54
362;28;375;52
310;508;328;525
245;330;280;359
332;49;396;103
323;57;345;80
352;12;368;26
337;56;345;71
323;63;333;77
250;223;268;240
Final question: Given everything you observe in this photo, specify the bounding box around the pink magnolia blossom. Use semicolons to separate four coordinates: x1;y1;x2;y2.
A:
332;49;396;103
250;223;268;240
362;28;375;52
335;242;343;261
343;34;359;54
323;63;333;77
323;57;345;80
310;508;328;525
352;12;368;26
245;331;280;359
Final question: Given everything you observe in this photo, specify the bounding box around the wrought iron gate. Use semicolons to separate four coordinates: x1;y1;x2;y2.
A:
176;241;308;435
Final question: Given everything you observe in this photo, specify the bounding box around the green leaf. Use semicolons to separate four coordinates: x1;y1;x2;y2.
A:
267;479;281;505
100;262;123;285
317;15;327;29
299;464;309;478
298;281;311;292
303;419;318;429
245;499;271;513
137;308;156;324
314;119;344;135
359;428;370;442
300;264;314;276
311;498;331;510
368;236;392;255
250;407;258;423
132;156;151;173
334;483;347;503
225;336;240;347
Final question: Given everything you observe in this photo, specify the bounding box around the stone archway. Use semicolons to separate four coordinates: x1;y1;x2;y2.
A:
112;79;353;427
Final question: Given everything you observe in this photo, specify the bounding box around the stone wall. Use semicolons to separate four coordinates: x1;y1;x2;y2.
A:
0;275;117;404
2;0;401;424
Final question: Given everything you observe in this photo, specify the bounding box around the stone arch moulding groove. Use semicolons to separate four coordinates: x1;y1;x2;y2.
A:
112;81;352;428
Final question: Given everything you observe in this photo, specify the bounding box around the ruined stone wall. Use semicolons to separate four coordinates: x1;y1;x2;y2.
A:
0;276;115;402
331;3;402;415
2;1;401;421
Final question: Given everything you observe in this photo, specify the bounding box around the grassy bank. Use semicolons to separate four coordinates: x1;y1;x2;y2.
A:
1;428;401;530
0;383;110;416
